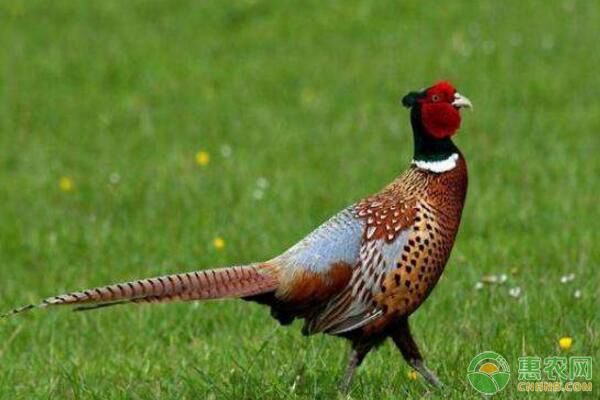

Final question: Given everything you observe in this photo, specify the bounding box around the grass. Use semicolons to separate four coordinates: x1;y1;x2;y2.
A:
0;0;598;398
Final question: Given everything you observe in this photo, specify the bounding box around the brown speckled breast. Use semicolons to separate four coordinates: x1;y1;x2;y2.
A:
370;155;468;330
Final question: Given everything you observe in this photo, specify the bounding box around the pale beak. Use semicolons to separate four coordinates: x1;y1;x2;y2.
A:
452;92;473;109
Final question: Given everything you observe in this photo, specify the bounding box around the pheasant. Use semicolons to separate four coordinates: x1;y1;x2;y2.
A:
2;80;471;392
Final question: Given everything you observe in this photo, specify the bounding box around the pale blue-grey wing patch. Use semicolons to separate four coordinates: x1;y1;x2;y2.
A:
306;228;411;334
275;206;364;273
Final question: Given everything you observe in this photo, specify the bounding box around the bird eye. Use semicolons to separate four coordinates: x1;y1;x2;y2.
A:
431;95;440;102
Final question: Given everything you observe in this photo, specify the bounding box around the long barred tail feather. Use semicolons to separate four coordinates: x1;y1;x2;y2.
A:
73;301;129;312
1;263;279;319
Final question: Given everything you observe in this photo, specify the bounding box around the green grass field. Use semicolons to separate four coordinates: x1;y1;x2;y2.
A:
1;1;598;398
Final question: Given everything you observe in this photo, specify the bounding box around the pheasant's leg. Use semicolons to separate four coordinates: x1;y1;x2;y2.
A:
339;343;373;393
391;318;444;388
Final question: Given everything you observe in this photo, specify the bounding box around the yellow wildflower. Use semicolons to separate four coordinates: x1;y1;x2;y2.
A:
407;370;418;380
59;176;74;192
195;150;210;166
213;237;225;250
559;336;573;351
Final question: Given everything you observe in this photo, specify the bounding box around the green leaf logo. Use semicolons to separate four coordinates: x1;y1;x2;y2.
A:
467;351;511;395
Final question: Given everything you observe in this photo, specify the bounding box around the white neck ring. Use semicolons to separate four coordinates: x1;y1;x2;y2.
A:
411;153;459;173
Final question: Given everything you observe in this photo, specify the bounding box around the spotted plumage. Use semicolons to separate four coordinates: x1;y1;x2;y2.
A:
2;81;472;393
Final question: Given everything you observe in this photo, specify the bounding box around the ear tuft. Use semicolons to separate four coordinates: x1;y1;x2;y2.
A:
401;91;420;108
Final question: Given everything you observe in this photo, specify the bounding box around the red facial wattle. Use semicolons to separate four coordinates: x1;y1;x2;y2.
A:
417;80;463;139
420;102;461;139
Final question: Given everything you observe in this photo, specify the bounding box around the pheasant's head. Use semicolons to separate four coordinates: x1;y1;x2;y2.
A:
402;81;472;139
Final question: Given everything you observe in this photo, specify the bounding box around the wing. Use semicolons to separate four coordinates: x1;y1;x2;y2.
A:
272;207;364;305
276;207;364;272
305;188;418;335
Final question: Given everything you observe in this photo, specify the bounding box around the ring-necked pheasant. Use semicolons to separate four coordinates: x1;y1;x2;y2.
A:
3;81;471;392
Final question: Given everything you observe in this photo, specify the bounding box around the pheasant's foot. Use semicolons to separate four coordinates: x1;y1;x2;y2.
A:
339;350;360;394
410;359;445;388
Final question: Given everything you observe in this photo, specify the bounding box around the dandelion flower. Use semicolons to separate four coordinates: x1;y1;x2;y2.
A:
559;336;573;351
573;290;582;299
195;150;210;166
508;286;522;298
407;370;418;380
59;176;74;192
560;273;575;284
213;237;225;250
